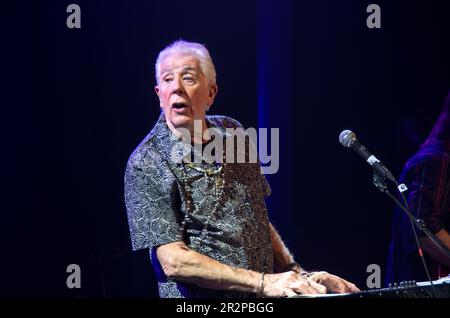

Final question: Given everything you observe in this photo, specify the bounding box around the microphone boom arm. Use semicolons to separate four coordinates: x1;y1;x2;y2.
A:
372;168;450;259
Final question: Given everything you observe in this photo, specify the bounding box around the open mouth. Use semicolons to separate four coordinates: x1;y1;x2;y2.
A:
172;102;189;109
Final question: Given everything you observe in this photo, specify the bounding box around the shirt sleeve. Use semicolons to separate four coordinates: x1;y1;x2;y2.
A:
124;153;182;251
220;115;272;198
260;172;272;198
405;158;449;235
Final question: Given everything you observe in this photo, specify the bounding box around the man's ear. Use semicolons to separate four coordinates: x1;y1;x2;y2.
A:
154;86;162;107
208;84;218;105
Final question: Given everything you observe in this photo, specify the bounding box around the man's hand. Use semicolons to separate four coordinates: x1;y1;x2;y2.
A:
263;271;327;297
306;271;360;293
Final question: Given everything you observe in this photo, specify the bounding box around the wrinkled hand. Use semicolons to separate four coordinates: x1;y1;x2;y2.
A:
263;271;327;297
306;271;360;293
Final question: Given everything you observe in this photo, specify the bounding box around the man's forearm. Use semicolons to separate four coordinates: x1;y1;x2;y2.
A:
156;242;263;293
419;229;450;267
269;223;302;273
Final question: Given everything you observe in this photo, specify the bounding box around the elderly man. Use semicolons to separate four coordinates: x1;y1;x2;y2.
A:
124;40;359;298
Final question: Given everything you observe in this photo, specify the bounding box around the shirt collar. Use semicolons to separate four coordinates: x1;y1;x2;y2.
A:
151;112;227;164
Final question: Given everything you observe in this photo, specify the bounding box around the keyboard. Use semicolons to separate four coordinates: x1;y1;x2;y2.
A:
290;275;450;298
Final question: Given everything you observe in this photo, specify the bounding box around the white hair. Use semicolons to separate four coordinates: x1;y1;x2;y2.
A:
155;40;216;85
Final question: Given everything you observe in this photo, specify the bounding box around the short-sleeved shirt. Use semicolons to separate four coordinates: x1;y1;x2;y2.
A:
124;113;273;298
386;142;450;283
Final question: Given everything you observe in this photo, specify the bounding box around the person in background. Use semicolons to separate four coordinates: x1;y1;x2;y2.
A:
387;91;450;284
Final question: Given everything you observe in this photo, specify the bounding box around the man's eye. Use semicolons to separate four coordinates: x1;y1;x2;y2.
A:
164;77;173;82
183;76;194;82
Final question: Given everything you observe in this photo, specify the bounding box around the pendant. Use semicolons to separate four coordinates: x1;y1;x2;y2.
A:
215;177;224;189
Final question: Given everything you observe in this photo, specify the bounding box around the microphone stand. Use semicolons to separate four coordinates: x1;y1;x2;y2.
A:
371;169;450;298
372;170;450;259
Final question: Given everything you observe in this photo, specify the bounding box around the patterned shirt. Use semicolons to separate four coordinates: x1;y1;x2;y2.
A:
386;141;450;283
124;113;273;298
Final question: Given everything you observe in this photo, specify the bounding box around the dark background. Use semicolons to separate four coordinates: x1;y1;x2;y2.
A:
2;0;449;297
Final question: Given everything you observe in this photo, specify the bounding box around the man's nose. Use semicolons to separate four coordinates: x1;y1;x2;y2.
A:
171;77;185;95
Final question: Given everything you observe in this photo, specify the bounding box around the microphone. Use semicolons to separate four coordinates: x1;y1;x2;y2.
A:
339;130;397;183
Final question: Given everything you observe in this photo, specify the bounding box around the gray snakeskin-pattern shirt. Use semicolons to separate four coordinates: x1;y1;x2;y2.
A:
124;113;273;298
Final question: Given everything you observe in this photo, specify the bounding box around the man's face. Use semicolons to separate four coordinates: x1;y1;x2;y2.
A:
155;53;217;132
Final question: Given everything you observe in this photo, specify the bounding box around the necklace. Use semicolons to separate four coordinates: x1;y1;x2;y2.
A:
176;148;227;240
